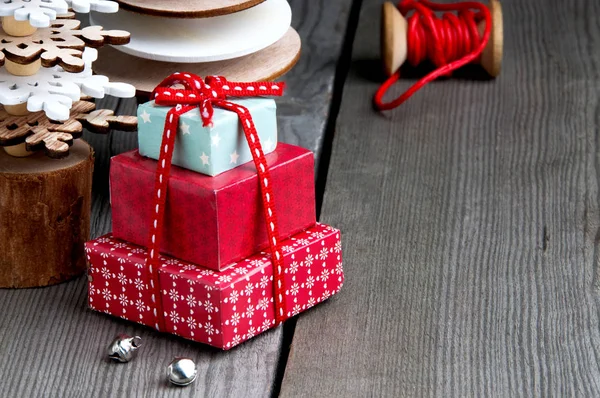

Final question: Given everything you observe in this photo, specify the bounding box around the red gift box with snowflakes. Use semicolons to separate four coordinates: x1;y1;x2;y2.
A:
110;143;316;271
86;223;343;350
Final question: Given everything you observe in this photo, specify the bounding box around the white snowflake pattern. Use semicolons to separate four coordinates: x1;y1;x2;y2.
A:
117;273;127;285
235;267;249;275
261;319;272;331
305;275;315;289
259;275;270;289
0;47;134;121
281;245;294;253
168;289;180;302
131;248;145;254
335;262;343;275
117;257;127;264
230;312;241;326
186;295;196;308
321;290;332;301
100;252;109;259
218;274;232;283
113;242;128;249
101;288;112;301
244;283;254;296
101;267;111;279
257;297;270;310
0;0;118;30
200;269;215;277
304;254;314;267
134;278;144;291
203;300;215;313
320;269;330;282
245;305;255;318
297;238;310;246
249;259;265;268
289;261;299;274
229;290;239;303
231;335;241;346
96;237;111;244
333;241;342;253
290;283;300;296
165;259;181;266
247;326;257;338
292;305;302;315
118;293;128;307
186;317;197;329
307;297;316;307
133;262;144;269
135;299;146;313
311;231;326;239
318;248;329;260
169;311;180;324
204;322;215;335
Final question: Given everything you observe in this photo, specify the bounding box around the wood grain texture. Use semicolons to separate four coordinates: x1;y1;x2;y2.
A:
116;0;265;18
0;0;355;395
93;27;301;95
280;0;600;396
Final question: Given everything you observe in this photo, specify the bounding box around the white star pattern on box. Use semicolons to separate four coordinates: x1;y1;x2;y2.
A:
200;152;210;165
210;132;221;147
0;48;134;121
0;0;118;28
180;121;190;135
230;150;239;164
139;110;151;123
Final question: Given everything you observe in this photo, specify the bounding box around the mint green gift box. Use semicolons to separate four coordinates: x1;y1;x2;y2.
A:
137;98;278;176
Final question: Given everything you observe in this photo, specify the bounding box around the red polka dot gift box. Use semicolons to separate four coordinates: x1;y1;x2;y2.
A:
110;143;315;271
85;223;343;350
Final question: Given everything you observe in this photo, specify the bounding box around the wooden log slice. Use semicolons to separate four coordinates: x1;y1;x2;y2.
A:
93;27;301;96
116;0;265;18
0;140;94;288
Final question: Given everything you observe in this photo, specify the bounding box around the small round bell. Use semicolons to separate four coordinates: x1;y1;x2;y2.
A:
167;357;198;386
107;334;142;363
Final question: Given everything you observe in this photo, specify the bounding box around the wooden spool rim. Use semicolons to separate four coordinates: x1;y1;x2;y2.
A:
381;0;504;77
115;0;265;18
90;0;291;63
92;27;301;96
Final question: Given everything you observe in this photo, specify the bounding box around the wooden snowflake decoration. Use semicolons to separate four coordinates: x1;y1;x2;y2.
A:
0;18;129;72
0;48;135;122
0;0;118;28
0;101;137;158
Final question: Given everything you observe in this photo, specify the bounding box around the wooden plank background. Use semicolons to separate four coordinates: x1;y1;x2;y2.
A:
0;1;355;396
280;0;600;396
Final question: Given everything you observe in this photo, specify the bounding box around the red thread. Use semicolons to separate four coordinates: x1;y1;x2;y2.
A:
146;73;289;331
374;0;492;110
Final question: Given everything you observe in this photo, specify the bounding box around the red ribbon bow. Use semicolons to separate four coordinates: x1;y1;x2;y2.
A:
146;73;287;332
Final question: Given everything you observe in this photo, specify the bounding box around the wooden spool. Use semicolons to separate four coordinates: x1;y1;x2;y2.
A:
0;139;94;288
115;0;265;18
381;0;504;77
93;27;301;96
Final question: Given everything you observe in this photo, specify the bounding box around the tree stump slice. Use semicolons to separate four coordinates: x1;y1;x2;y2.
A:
0;140;94;288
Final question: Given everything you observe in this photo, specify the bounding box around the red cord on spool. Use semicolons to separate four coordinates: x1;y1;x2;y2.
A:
375;0;503;111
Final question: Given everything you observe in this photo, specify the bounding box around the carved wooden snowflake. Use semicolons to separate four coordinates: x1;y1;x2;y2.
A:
0;18;129;72
0;0;118;28
0;100;137;158
0;48;135;121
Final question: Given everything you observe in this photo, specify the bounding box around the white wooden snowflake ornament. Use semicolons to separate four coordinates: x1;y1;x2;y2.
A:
0;0;118;28
0;48;134;121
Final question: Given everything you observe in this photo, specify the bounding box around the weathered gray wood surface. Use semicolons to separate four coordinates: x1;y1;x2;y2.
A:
280;0;600;396
0;1;354;396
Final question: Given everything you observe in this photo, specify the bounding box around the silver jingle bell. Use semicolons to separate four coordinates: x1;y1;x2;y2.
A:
107;334;142;363
167;357;198;386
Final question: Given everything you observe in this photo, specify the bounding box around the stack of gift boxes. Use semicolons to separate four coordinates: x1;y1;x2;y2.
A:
85;89;344;350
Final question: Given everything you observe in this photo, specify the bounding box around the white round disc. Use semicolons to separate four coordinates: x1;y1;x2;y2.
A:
89;0;292;63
